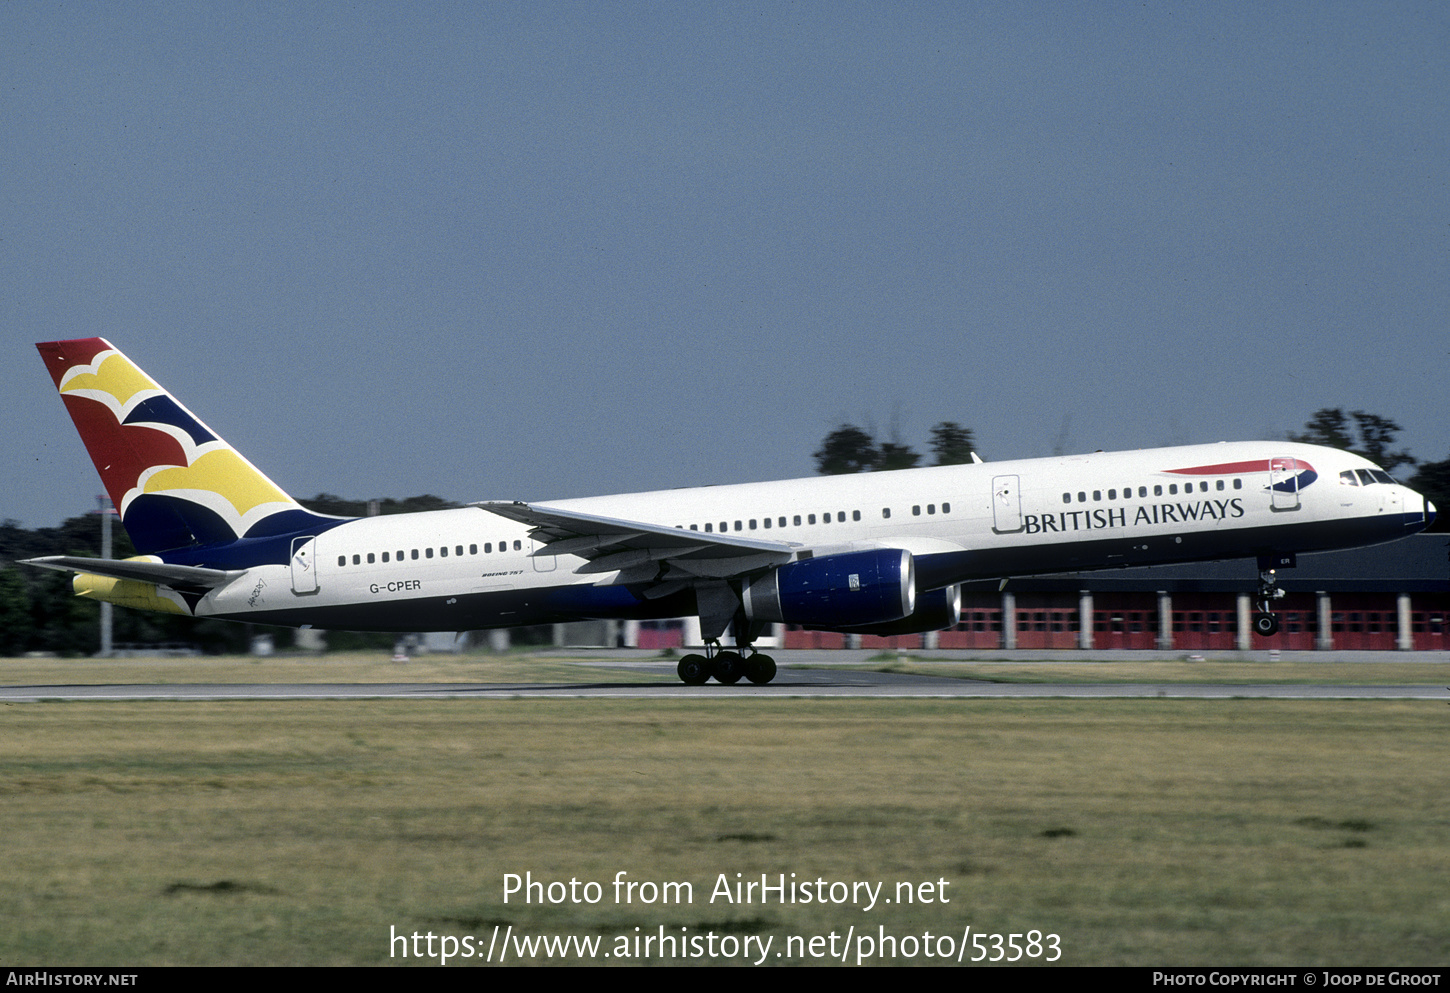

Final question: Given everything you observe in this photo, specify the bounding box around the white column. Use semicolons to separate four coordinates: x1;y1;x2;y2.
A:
1236;594;1252;651
1001;591;1017;650
1316;592;1333;651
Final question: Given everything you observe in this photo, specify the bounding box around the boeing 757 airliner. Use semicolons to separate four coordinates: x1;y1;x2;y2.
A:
24;339;1436;684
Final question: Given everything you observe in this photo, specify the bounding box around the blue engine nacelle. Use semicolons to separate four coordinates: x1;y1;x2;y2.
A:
741;548;915;629
837;584;962;635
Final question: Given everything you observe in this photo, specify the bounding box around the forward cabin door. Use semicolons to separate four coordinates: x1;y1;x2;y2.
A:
1270;457;1301;511
290;536;319;594
992;475;1023;533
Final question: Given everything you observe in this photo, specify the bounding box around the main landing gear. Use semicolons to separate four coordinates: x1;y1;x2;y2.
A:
1252;561;1289;638
677;642;777;686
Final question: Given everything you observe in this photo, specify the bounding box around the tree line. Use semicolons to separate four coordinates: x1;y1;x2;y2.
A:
814;421;978;473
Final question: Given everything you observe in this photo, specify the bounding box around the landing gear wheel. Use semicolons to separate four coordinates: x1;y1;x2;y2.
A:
712;651;745;685
745;654;777;685
1253;612;1280;637
677;654;710;685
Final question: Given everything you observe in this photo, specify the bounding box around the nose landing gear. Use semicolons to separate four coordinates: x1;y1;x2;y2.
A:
1252;555;1292;638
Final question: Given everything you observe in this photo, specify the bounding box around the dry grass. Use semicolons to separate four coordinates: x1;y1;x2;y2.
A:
0;652;668;686
1;698;1446;965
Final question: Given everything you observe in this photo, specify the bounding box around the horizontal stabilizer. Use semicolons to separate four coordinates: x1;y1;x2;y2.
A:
21;556;243;588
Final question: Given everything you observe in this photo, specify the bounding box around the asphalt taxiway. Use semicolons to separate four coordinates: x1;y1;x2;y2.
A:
0;656;1443;702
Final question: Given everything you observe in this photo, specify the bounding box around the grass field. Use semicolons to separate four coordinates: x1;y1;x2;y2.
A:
1;682;1446;965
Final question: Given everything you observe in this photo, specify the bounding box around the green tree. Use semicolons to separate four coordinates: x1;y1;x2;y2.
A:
929;422;976;466
0;566;34;655
1407;457;1450;533
1289;408;1416;473
814;425;879;475
298;493;462;516
875;441;921;471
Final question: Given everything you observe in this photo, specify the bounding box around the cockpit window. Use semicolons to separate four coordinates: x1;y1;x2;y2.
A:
1370;470;1396;485
1340;470;1359;486
1356;469;1376;486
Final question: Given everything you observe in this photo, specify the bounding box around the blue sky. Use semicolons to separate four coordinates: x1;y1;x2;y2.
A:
4;2;1446;528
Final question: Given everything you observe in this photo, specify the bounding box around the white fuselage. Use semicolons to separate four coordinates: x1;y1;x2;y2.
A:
197;441;1434;633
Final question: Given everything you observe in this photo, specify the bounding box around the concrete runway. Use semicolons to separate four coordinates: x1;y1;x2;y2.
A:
0;656;1444;701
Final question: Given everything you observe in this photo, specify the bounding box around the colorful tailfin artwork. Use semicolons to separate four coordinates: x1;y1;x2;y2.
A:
36;338;340;555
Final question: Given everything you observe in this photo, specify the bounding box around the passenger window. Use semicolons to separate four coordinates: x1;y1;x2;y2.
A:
942;502;950;513
352;554;360;565
1216;480;1224;491
749;519;757;530
514;540;521;551
426;548;434;559
1078;492;1087;503
1139;487;1147;498
927;504;936;515
762;518;771;528
883;508;892;518
1233;479;1242;489
852;510;861;521
778;517;787;527
411;549;419;560
382;552;390;563
367;553;375;564
337;556;346;567
735;521;743;531
704;523;712;532
1093;491;1101;501
1154;485;1163;496
470;544;477;554
794;516;802;526
440;546;448;557
808;514;816;524
1063;493;1071;504
1108;490;1117;500
912;506;921;516
837;512;845;522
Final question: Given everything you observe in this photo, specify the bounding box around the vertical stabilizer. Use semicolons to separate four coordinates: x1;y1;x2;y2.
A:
37;339;339;554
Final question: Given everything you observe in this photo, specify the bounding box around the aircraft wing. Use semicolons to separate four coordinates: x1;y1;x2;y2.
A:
473;501;798;585
21;556;243;588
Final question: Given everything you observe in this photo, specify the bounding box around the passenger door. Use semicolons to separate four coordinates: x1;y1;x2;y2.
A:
992;475;1023;533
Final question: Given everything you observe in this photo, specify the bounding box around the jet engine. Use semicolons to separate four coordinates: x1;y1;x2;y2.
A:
741;548;914;628
838;584;962;636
